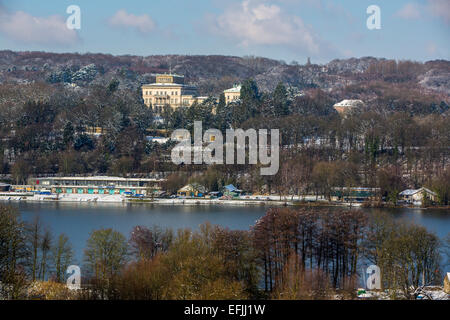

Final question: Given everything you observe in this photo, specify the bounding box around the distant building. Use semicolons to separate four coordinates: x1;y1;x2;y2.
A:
32;176;164;196
333;99;365;115
0;182;11;192
85;126;107;136
399;187;437;205
224;84;241;104
222;184;243;197
142;74;207;113
145;136;169;144
331;187;379;202
177;183;207;197
208;191;223;198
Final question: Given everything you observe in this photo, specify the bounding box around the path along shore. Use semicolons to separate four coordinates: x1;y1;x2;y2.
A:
0;193;364;207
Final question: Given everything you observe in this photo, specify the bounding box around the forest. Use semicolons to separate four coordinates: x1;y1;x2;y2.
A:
0;57;449;204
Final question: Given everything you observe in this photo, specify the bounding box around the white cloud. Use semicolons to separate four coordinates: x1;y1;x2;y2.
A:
427;0;450;24
396;3;421;20
208;0;322;55
0;7;79;46
108;9;156;34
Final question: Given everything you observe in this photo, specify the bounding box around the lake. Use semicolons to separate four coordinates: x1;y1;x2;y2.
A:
8;202;450;266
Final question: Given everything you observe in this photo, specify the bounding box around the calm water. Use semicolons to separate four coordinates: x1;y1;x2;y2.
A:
9;202;450;265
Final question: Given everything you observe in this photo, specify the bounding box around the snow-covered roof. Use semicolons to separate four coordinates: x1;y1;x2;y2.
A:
223;184;242;192
178;183;207;193
155;73;184;78
224;85;241;93
146;136;169;144
399;187;437;196
224;184;237;191
142;83;193;87
333;99;364;107
399;189;418;196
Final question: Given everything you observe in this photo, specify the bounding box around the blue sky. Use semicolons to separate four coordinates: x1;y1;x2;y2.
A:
0;0;448;63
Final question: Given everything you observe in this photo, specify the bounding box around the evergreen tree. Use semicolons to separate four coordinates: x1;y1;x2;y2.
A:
108;79;120;93
273;82;289;116
217;93;226;111
215;93;229;132
63;121;75;147
240;79;260;120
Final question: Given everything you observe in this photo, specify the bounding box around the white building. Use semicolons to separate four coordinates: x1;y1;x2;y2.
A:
32;176;164;196
224;85;241;104
142;74;207;113
399;187;437;205
333;99;364;114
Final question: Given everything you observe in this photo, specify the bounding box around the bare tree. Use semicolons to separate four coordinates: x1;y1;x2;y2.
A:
51;233;73;283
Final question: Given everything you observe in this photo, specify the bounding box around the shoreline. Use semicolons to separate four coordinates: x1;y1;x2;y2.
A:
0;194;293;206
0;193;346;207
1;193;448;210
